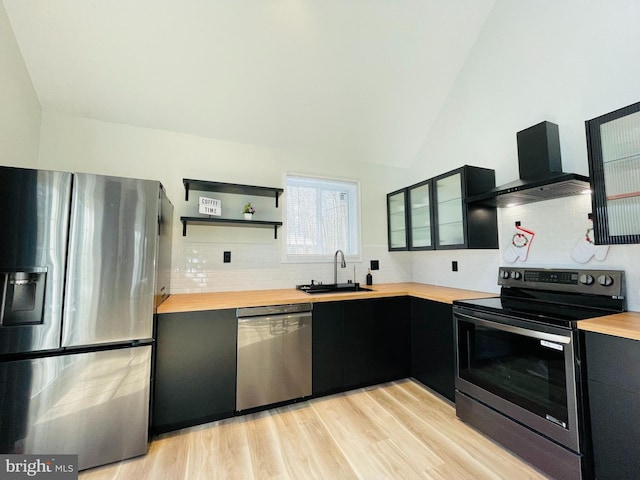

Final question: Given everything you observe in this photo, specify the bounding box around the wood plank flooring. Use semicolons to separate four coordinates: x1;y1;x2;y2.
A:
79;379;549;479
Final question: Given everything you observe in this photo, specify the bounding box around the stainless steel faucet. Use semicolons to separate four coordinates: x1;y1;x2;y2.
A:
334;249;346;284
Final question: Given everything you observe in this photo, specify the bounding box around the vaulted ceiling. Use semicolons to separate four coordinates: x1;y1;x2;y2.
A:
4;0;496;167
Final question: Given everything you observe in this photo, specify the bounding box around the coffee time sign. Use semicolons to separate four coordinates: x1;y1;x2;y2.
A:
198;196;221;216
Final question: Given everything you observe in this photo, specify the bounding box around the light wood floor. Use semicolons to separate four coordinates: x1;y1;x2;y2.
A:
80;379;548;479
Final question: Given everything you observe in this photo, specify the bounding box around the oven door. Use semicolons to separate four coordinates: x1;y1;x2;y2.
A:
454;308;581;453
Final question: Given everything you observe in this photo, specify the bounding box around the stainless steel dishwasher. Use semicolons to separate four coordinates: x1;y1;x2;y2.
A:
236;303;312;411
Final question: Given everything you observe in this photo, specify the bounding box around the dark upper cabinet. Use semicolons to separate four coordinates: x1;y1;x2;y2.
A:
387;188;409;251
433;166;498;249
408;179;435;250
586;101;640;245
387;165;498;251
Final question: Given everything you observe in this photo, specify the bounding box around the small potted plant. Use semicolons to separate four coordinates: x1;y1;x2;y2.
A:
243;202;255;220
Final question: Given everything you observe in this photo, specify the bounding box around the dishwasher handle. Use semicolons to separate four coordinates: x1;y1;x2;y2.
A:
237;311;312;323
237;303;312;318
238;311;312;336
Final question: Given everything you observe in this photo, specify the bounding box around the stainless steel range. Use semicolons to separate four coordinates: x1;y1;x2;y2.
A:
453;267;626;480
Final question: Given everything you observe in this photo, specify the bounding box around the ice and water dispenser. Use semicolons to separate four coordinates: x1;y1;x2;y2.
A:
0;269;47;326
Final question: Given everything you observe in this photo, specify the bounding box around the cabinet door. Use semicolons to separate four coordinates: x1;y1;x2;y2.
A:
390;166;497;252
434;172;465;248
343;300;376;389
372;297;411;381
312;302;344;396
586;101;640;244
387;189;408;251
408;180;434;250
434;166;498;249
153;309;237;433
410;298;455;401
342;298;410;389
585;332;640;479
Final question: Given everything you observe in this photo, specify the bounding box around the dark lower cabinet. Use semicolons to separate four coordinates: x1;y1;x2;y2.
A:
153;296;451;434
343;297;410;389
584;332;640;480
153;309;237;434
372;297;411;383
343;299;377;389
410;298;455;402
312;297;410;395
312;302;344;396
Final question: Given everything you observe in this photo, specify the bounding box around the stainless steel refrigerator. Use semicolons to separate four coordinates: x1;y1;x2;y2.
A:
0;166;172;470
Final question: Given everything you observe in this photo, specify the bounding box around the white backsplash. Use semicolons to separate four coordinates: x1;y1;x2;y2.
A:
497;194;640;312
169;193;640;311
170;242;412;294
411;249;501;294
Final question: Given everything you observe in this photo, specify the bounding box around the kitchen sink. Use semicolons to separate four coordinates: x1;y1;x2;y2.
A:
296;283;372;294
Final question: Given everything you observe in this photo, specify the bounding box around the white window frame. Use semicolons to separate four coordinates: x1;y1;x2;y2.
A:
283;173;362;263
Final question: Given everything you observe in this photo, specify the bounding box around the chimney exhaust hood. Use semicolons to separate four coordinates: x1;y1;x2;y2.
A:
467;121;590;207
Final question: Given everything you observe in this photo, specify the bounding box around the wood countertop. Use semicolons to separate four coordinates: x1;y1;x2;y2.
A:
157;282;497;314
158;282;640;341
578;311;640;341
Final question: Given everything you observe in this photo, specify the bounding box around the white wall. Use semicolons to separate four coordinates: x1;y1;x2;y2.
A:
27;0;640;312
410;0;640;311
38;110;414;292
0;3;41;167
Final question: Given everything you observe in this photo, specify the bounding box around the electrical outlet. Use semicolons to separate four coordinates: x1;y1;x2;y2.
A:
224;251;231;263
370;260;380;270
452;261;458;272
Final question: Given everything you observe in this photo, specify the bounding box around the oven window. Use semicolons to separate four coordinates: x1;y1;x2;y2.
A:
458;319;569;427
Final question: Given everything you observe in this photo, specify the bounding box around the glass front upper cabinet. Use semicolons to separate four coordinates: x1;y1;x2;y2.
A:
408;180;434;250
387;188;408;250
386;166;498;251
586;101;640;244
435;173;464;247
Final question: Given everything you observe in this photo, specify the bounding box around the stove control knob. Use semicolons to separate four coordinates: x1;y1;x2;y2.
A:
500;270;510;279
597;275;614;287
510;271;522;280
579;274;594;285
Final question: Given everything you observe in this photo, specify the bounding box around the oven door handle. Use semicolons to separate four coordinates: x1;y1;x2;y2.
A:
455;312;571;344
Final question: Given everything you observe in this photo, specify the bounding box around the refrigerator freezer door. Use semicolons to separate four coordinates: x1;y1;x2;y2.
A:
0;166;72;354
62;174;159;347
0;346;151;470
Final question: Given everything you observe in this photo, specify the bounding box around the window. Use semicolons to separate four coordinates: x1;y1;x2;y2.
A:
285;174;360;262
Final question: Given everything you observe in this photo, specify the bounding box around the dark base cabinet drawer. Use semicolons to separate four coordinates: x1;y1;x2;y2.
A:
585;332;640;480
153;310;237;434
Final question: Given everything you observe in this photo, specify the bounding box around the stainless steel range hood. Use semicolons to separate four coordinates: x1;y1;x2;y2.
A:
467;121;590;207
